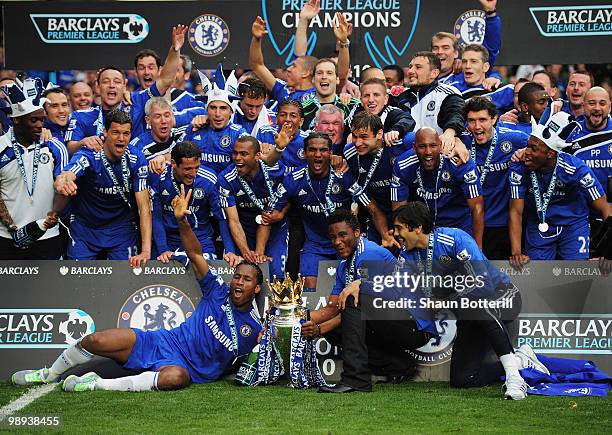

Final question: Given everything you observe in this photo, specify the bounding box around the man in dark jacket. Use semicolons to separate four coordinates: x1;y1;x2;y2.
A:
391;52;465;152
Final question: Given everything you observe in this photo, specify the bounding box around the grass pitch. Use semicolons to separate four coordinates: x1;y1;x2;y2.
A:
1;380;610;434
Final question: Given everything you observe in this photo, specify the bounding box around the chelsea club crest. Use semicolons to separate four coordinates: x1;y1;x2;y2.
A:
193;187;204;199
407;309;457;366
500;140;513;153
118;285;195;331
454;10;486;46
189;14;230;57
239;324;252;337
220;135;232;148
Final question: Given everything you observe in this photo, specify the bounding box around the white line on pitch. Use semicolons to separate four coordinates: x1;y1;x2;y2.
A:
0;384;57;422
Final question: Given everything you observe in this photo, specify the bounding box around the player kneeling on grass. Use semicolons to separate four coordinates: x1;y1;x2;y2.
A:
375;202;548;400
12;185;263;392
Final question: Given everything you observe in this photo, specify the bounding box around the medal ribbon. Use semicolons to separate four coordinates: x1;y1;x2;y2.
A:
354;148;383;197
305;169;336;217
10;131;40;200
223;299;239;357
530;159;559;227
417;232;435;298
171;175;199;228
344;236;363;286
471;128;497;185
415;156;445;222
238;161;277;212
95;108;104;137
101;151;130;206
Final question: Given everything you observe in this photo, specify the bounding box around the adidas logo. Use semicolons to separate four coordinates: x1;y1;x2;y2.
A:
0;155;10;163
359;167;367;173
236;189;245;195
194;135;201;140
161;189;170;196
298;189;308;196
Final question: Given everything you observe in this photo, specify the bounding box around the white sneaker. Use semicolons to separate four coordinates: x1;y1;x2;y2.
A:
12;368;53;385
503;376;529;400
515;345;550;375
62;372;100;392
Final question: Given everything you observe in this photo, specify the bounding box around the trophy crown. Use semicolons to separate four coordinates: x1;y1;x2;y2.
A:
267;273;305;306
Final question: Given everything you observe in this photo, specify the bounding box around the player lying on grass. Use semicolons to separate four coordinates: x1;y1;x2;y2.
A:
12;185;263;392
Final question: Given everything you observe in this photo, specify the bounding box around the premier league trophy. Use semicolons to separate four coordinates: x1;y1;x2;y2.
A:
267;273;307;374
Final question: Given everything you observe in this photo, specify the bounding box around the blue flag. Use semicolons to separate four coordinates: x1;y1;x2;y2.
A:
519;354;611;397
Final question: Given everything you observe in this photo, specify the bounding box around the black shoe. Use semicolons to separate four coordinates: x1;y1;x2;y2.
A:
372;374;409;384
318;384;369;393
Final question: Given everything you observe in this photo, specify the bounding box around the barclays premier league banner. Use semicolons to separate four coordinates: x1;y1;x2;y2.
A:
1;260;608;384
2;0;611;69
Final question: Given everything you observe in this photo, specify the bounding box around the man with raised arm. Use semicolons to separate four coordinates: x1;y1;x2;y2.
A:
12;185;263;392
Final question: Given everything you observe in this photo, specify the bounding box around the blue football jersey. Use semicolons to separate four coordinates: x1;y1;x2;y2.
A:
274;166;356;254
65;83;162;144
391;151;482;234
232;108;276;137
330;237;396;296
573;138;612;218
270;79;315;104
218;161;287;240
509;152;605;227
163;269;262;383
256;125;309;171
566;116;612;154
183;123;248;174
344;142;408;218
461;126;528;226
64;145;148;227
173;107;208;129
129;129;185;161
398;227;512;299
149;164;235;255
461;84;515;113
169;88;206;113
498;120;532;136
44;120;68;143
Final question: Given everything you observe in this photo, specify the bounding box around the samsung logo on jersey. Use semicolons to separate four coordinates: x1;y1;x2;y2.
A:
369;179;391;188
30;14;149;44
477;162;509;172
416;187;452;200
584;159;612;169
163;204;200;213
303;202;346;214
94;186;127;195
201;153;230;163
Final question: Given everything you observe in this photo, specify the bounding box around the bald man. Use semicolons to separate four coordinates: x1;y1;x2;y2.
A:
567;87;612;153
360;67;386;83
69;82;95;111
391;127;484;247
570;87;612;235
